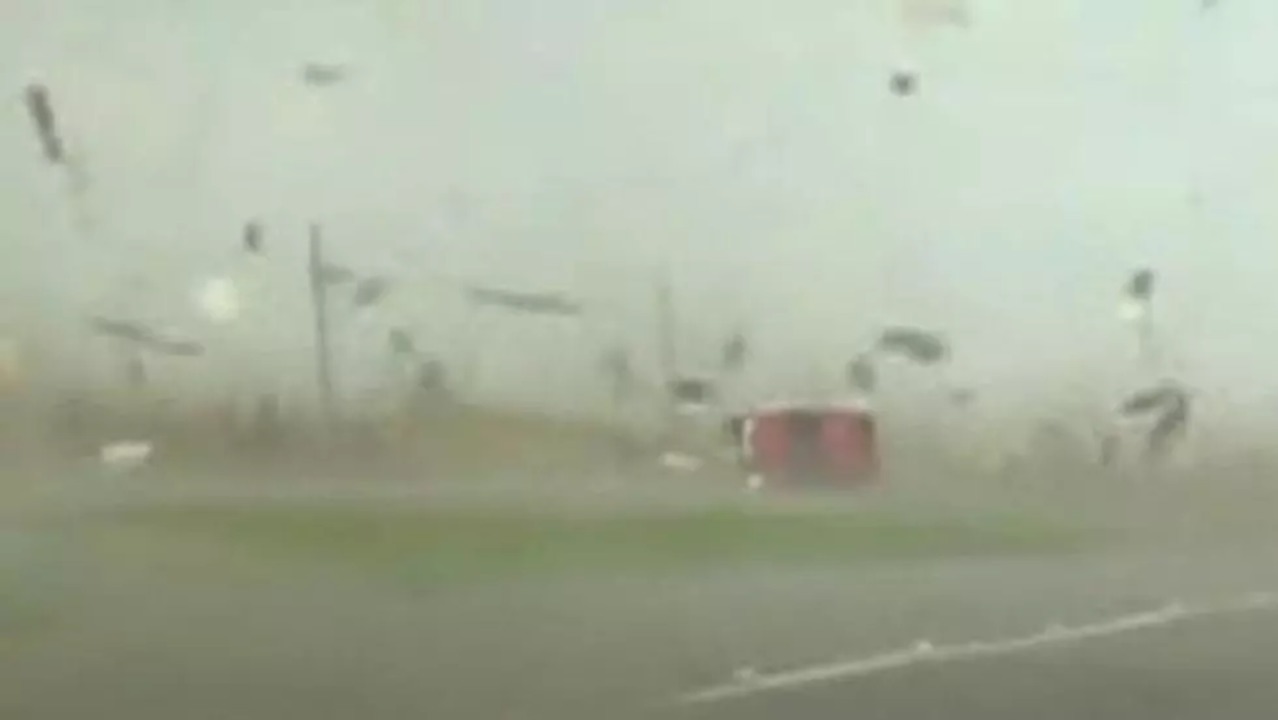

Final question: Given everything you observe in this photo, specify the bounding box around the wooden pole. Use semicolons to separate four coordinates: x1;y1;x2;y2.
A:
655;269;680;438
308;223;336;427
656;270;677;385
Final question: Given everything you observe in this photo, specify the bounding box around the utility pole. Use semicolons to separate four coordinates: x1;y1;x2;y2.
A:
308;223;336;427
655;269;680;437
656;269;677;384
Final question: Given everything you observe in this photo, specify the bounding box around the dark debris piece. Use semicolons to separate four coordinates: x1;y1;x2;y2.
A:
890;71;918;96
24;84;65;164
242;221;263;254
1125;268;1156;301
847;354;878;393
877;326;948;364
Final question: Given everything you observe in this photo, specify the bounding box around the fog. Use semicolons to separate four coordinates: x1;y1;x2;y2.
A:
3;0;1278;421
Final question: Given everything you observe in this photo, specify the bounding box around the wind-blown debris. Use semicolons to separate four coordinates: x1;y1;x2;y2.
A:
1120;384;1182;416
889;1;968;98
466;286;583;317
301;63;348;87
1120;381;1191;460
890;71;918;96
242;221;263;254
846;353;878;393
415;358;449;394
351;276;390;308
24;84;65;164
721;331;749;373
89;317;151;345
388;328;416;356
600;347;635;401
1120;268;1156;324
1125;268;1156;302
89;317;204;357
668;377;716;408
877;326;949;364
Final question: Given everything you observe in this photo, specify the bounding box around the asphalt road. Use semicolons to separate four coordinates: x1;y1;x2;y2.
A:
671;608;1278;720
4;467;1278;719
4;539;1278;720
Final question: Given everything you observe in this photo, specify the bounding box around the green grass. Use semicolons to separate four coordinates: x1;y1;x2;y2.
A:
100;504;1088;590
0;535;67;642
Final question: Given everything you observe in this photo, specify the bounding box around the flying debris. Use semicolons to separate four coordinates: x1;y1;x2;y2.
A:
466;286;583;316
890;71;918;97
25;85;93;235
89;317;153;346
1120;381;1191;460
417;357;448;390
242;221;264;254
1125;268;1156;302
668;377;716;407
352;276;390;308
402;350;452;410
601;347;635;401
877;326;949;364
89;316;205;357
721;331;749;373
388;328;416;356
24;84;65;164
301;63;348;87
891;0;969;97
846;353;879;393
1120;384;1183;416
1118;268;1157;355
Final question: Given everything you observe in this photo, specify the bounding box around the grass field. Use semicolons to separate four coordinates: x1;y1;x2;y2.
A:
87;503;1088;591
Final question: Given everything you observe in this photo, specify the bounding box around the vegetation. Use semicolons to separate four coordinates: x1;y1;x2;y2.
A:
96;504;1085;590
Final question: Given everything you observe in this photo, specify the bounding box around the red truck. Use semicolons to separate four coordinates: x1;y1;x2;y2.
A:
727;401;880;490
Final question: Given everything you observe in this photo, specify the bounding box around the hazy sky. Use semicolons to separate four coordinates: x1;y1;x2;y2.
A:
3;0;1278;419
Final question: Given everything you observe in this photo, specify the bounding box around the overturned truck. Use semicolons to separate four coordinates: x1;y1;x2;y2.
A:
726;401;880;490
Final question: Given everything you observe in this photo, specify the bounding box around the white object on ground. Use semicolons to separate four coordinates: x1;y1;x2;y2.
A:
194;277;242;324
745;474;765;492
660;451;704;472
99;440;154;471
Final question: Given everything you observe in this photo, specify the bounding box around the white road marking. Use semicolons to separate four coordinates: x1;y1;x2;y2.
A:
676;591;1278;705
